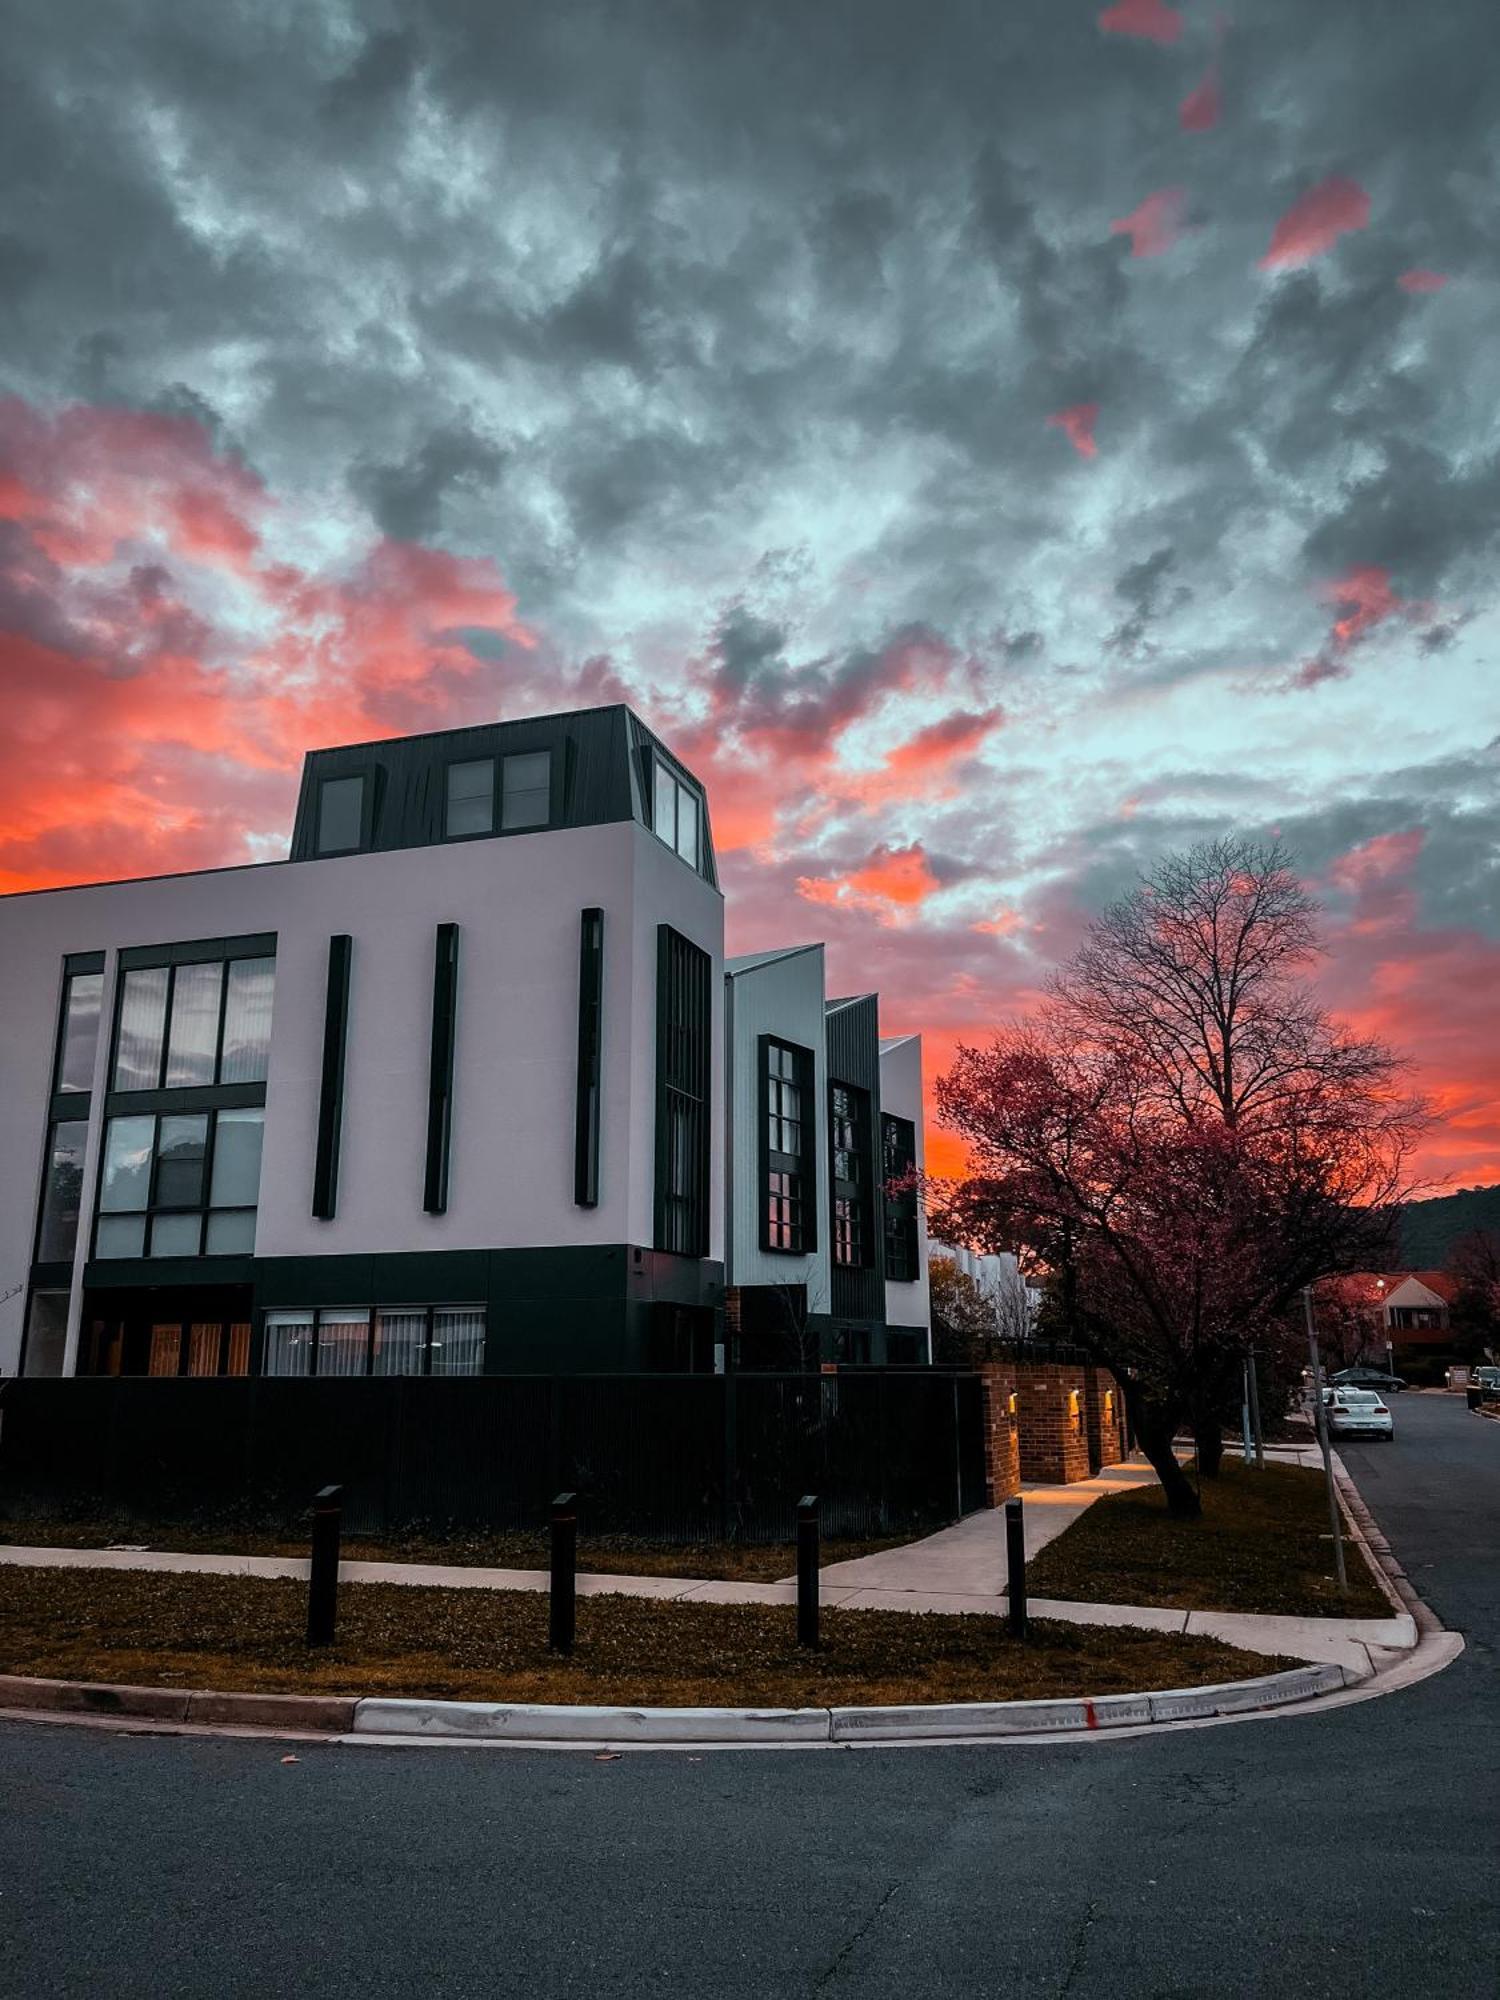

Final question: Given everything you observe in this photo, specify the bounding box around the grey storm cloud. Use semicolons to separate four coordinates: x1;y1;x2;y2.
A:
1;0;1496;966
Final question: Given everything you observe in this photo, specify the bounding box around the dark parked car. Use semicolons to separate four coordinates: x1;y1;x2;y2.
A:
1331;1366;1407;1393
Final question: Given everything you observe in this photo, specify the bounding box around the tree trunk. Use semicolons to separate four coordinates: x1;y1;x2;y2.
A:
1194;1419;1225;1479
1128;1400;1201;1520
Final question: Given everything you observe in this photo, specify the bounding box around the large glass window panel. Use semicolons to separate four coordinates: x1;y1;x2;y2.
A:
210;1107;264;1208
430;1306;485;1376
112;966;169;1090
37;1120;88;1263
204;1208;256;1254
154;1115;208;1208
100;1116;156;1212
675;786;698;867
94;1214;147;1258
23;1292;70;1377
654;759;676;848
263;1311;313;1377
149;1212;202;1257
372;1307;428;1376
446;758;495;838
164;961;223;1087
56;971;103;1093
219;957;275;1084
501;751;550;830
316;1308;370;1378
317;774;365;854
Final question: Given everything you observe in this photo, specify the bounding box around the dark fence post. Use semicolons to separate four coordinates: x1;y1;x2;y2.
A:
306;1484;343;1647
550;1490;578;1655
796;1493;820;1648
1005;1494;1027;1640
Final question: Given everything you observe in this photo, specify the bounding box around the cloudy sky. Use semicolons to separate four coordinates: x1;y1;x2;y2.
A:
2;0;1496;1185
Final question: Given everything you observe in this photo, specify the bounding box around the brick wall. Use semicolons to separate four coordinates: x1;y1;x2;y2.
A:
1014;1359;1093;1485
976;1360;1021;1505
1083;1365;1127;1471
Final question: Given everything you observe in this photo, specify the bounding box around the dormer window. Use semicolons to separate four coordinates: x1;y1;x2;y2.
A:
653;757;699;869
501;751;551;830
445;758;495;838
316;774;365;855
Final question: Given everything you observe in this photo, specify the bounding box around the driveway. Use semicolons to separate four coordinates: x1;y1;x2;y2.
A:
1;1392;1495;1998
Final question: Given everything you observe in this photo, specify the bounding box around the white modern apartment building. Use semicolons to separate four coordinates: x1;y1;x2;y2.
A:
0;705;928;1381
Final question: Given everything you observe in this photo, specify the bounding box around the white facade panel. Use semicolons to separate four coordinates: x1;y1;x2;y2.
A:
0;819;724;1373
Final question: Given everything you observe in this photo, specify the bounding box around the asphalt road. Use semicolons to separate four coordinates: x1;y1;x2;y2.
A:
2;1394;1496;2000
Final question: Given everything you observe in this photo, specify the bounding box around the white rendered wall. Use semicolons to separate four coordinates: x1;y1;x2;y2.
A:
0;822;724;1374
879;1033;930;1345
723;946;831;1314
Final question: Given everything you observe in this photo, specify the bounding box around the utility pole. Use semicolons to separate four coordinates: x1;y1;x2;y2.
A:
1303;1286;1347;1591
1246;1348;1265;1469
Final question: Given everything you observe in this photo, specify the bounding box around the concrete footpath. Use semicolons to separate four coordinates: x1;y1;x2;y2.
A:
0;1453;1417;1675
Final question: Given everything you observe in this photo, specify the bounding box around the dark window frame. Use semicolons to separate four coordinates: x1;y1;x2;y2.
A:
654;925;711;1258
259;1302;487;1378
315;771;368;855
829;1079;873;1269
442;755;498;841
574;908;604;1207
108;938;276;1097
758;1034;818;1256
312;935;352;1220
881;1112;919;1283
90;1106;263;1263
424;923;460;1215
649;752;706;875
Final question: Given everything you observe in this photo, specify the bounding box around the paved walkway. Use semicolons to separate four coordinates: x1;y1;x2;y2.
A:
0;1450;1414;1672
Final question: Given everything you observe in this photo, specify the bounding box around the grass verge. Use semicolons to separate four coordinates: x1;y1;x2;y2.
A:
0;1517;913;1583
0;1567;1292;1708
1026;1457;1389;1618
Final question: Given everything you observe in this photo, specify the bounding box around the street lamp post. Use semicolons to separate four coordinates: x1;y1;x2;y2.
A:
1303;1286;1348;1592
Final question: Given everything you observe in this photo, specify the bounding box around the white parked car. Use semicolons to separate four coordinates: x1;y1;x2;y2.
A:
1325;1388;1394;1441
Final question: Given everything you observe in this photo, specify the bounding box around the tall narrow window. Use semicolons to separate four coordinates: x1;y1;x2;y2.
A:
431;1306;486;1376
312;936;352;1220
95;1114;155;1257
654;926;711;1257
446;758;495;837
22;1292;70;1377
424;923;460;1214
761;1038;816;1255
163;961;223;1087
501;751;550;829
55;969;103;1094
829;1082;871;1269
651;757;702;870
36;1121;88;1263
882;1113;919;1282
219;957;275;1083
112;966;170;1091
574;908;604;1207
316;774;365;854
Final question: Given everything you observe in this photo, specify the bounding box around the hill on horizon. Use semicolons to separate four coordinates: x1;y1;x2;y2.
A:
1397;1184;1500;1270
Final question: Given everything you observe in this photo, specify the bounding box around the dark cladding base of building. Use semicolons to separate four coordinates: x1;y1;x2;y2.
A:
72;1245;724;1378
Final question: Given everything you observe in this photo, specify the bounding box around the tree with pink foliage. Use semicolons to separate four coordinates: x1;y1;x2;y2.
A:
933;839;1425;1518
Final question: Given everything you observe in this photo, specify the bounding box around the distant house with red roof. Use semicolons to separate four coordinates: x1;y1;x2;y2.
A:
1318;1270;1458;1359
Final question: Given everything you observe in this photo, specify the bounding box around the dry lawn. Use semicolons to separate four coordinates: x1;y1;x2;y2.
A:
0;1566;1293;1708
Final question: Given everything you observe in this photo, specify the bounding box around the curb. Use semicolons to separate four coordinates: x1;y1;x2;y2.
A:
0;1660;1357;1746
1329;1454;1440;1637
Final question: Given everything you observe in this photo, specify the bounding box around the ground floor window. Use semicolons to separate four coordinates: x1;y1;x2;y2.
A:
79;1288;255;1377
261;1304;486;1378
22;1291;70;1377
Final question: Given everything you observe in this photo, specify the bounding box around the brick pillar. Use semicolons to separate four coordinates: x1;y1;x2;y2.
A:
1084;1366;1126;1470
977;1360;1021;1505
1015;1360;1093;1484
723;1287;743;1369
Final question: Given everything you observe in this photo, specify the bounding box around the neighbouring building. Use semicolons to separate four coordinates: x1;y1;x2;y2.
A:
1;705;930;1381
1320;1269;1460;1364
